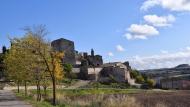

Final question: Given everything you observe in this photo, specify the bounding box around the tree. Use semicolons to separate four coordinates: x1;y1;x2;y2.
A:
130;70;139;79
146;79;156;88
2;46;7;54
4;38;34;94
23;25;64;105
63;63;75;81
136;75;145;83
5;25;64;105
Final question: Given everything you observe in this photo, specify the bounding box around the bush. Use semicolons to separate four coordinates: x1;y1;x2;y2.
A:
63;63;76;81
130;70;139;79
136;75;145;84
146;79;156;88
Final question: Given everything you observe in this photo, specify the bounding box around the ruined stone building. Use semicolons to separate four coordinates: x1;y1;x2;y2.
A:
51;38;76;65
51;38;134;85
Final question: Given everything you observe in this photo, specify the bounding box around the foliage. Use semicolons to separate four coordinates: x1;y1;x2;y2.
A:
85;82;132;89
4;25;64;105
146;79;156;88
4;38;34;83
130;70;140;79
91;82;101;89
63;63;76;80
22;25;64;105
131;70;155;86
136;75;145;83
2;46;7;54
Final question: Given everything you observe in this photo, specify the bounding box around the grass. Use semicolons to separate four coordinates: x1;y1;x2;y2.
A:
15;92;64;107
27;88;144;97
14;88;144;107
15;89;143;107
56;88;143;96
14;88;174;107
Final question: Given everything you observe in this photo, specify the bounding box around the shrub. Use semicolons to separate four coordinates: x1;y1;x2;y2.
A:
136;75;145;83
146;79;156;88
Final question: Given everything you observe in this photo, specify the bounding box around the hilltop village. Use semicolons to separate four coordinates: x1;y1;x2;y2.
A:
1;37;190;89
51;38;135;85
51;38;190;89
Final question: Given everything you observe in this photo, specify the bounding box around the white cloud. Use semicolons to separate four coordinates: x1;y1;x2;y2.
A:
141;0;190;12
161;50;169;54
129;47;190;70
186;46;190;51
144;14;176;27
108;52;114;57
125;24;159;40
116;45;125;52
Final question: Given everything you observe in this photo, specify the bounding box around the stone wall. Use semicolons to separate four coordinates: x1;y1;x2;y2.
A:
51;38;76;65
87;55;103;67
98;66;126;82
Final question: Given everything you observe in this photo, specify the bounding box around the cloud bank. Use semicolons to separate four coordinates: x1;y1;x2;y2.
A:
141;0;190;12
129;47;190;70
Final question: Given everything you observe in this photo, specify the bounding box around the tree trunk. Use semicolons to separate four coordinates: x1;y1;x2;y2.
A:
24;81;27;96
52;76;56;106
17;81;20;93
39;83;41;101
36;81;41;101
36;82;39;101
43;86;47;99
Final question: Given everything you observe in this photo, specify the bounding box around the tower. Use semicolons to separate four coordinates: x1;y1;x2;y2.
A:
91;49;94;56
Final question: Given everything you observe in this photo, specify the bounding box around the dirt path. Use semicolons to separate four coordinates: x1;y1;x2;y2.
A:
0;90;32;107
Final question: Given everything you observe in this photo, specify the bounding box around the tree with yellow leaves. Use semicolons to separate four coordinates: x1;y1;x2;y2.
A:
4;37;35;95
23;25;64;105
5;25;64;105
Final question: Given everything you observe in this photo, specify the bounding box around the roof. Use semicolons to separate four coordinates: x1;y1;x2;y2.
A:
102;62;127;69
51;38;74;44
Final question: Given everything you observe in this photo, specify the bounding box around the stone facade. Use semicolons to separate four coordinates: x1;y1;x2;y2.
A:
75;49;103;67
98;62;135;84
51;38;76;65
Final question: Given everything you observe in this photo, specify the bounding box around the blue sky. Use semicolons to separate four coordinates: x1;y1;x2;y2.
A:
1;0;190;70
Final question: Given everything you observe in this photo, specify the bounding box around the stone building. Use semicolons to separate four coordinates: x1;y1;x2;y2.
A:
98;62;135;85
75;49;103;67
51;38;134;84
51;38;76;65
160;76;190;89
76;49;103;80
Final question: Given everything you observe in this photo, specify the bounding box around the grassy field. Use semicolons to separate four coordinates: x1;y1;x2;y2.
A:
14;89;190;107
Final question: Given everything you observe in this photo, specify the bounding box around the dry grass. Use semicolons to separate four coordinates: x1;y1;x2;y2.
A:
57;94;143;107
54;93;167;107
132;90;190;107
20;89;190;107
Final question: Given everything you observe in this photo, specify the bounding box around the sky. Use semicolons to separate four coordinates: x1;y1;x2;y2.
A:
1;0;190;70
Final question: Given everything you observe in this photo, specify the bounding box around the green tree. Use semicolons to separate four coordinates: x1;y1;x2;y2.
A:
136;75;145;83
63;63;75;81
146;79;156;88
2;46;7;54
130;70;139;79
4;38;34;95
